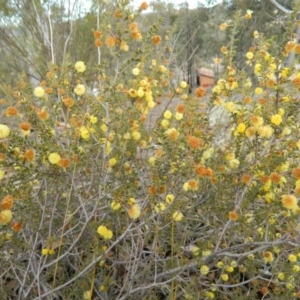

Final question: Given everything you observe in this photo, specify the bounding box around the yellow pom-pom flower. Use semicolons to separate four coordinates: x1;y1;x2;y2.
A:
163;110;172;119
154;202;166;213
236;123;246;134
246;52;253;60
80;126;90;140
224;101;236;112
74;84;86;96
221;274;229;281
263;251;274;263
128;204;141;219
74;61;86;73
97;225;113;240
180;81;187;88
48;152;61;164
288;254;297;262
89;115;98;124
34;86;45;98
132;131;141;140
270;114;282;126
111;200;121;210
0;169;4;180
161;119;169;128
172;211;183;221
282;194;298;210
132;68;140;76
108;158;117;167
0;124;10;139
200;265;210;275
165;194;174;204
254;87;263;95
0;210;12;224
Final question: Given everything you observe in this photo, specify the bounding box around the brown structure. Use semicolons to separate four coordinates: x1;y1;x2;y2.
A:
197;68;215;87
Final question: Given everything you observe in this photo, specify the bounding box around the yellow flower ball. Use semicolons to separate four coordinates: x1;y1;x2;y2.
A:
221;274;229;281
132;131;141;140
163;110;172;119
128;197;136;205
270;114;282;126
0;169;4;180
278;108;285;116
165;194;174;204
180;81;188;88
219;23;227;30
100;124;107;133
48;152;61;164
263;251;274;263
74;61;86;73
165;127;179;141
105;141;112;155
108;158;117;167
148;157;156;166
80;126;90;140
111;200;121;210
282;126;291;136
293;265;300;272
0;124;10;139
202;250;211;257
205;291;215;299
175;112;183;120
89;115;98;124
246;52;254;60
288;254;297;262
244;78;252;87
224;101;236;112
236;123;246;133
132;68;140;76
254;64;261;75
226;266;234;273
158;65;167;73
74;84;86;96
161;119;169;128
136;88;144;98
245;10;253;19
254;87;263;95
42;248;49;256
172;211;183;221
286;283;294;290
97;225;113;240
83;290;92;300
277;272;285;280
228;158;240;169
128;204;141;219
202;148;214;160
0;210;12;224
258;125;273;138
191;246;200;256
147;101;155;108
34;86;45;98
200;265;210;275
154;202;166;213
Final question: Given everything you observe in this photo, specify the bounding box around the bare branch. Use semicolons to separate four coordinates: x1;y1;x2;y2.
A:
268;0;292;14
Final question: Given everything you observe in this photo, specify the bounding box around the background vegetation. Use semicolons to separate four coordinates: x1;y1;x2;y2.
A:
1;0;300;299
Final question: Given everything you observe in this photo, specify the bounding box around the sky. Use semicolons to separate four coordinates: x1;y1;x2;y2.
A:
70;0;223;15
132;0;223;9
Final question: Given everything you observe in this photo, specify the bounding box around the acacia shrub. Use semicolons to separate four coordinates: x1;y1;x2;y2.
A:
1;1;300;300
